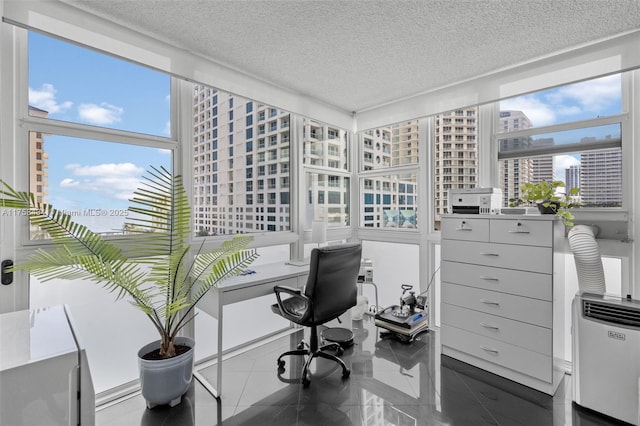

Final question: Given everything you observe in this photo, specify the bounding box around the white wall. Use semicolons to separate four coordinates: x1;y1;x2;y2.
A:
360;241;420;311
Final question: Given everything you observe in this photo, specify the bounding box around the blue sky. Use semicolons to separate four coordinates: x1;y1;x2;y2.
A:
500;74;622;180
28;32;171;232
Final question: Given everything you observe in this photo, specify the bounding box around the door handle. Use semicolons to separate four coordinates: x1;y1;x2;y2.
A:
480;299;500;306
480;252;499;257
1;260;13;285
480;276;499;281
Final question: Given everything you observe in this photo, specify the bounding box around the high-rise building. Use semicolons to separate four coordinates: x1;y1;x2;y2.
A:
530;137;556;183
566;164;580;193
392;121;419;166
28;105;49;205
580;146;622;206
192;86;353;235
434;108;478;221
192;87;292;236
498;110;534;205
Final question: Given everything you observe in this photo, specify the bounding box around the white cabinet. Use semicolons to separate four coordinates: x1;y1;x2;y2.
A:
440;214;565;395
0;305;95;425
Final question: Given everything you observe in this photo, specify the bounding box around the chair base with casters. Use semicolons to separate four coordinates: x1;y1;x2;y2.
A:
275;324;350;387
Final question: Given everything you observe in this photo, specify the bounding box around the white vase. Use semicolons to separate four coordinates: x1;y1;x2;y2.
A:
137;336;195;409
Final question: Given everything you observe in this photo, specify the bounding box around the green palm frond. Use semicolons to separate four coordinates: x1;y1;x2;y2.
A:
0;168;257;359
190;236;258;303
125;166;191;255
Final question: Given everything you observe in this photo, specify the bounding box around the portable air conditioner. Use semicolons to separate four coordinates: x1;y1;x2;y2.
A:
573;292;640;425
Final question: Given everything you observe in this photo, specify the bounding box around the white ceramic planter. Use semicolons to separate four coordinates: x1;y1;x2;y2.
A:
137;336;195;409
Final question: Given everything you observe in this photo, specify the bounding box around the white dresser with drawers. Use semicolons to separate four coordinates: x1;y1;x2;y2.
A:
440;214;565;395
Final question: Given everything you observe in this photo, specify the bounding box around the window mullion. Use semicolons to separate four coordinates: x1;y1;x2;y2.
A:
21;115;177;149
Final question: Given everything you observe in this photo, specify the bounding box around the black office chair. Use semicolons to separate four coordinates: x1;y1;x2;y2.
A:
271;243;362;387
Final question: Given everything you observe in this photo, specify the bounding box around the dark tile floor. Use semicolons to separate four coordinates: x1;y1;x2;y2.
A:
96;316;627;425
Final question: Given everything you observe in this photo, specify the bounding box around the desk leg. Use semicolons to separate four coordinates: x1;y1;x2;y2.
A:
217;295;223;397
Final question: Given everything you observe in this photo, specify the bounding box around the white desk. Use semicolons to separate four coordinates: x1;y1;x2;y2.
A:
196;261;309;398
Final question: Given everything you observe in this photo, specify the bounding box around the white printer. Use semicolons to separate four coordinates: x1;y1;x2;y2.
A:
0;305;95;425
448;187;502;214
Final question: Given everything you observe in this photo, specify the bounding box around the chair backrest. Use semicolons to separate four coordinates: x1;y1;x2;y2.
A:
568;225;606;294
304;243;362;323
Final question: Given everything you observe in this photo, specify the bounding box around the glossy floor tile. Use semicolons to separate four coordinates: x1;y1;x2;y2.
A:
96;316;628;425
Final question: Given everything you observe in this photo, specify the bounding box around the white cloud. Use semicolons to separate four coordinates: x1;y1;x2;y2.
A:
68;163;144;177
60;162;145;200
28;83;73;114
163;120;171;136
550;74;621;116
59;178;79;188
78;103;124;125
500;96;556;127
502;74;621;126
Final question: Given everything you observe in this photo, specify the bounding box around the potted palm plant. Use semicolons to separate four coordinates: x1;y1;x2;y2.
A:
0;166;258;408
509;180;580;226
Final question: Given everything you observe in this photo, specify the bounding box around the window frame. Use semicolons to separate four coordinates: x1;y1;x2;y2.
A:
300;117;353;239
356;124;421;233
493;72;632;217
15;28;180;253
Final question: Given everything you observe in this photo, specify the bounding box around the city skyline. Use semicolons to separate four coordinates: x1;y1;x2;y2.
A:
27;32;624;234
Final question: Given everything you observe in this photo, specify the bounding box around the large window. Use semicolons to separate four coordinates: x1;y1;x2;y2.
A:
497;74;624;208
25;30;175;395
192;86;291;236
359;122;420;229
303;118;351;229
27;32;172;239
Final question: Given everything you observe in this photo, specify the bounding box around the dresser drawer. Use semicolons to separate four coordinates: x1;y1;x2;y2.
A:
441;303;552;355
441;324;552;382
440;260;552;301
442;282;552;328
441;217;489;242
490;219;553;247
441;240;552;274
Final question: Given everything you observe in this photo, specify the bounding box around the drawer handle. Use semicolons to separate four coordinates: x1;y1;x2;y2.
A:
509;222;530;234
480;322;499;330
480;276;499;281
480;252;499;257
480;299;500;306
480;345;499;354
456;220;472;231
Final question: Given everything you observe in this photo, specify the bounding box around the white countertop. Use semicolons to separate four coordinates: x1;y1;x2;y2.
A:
0;305;78;371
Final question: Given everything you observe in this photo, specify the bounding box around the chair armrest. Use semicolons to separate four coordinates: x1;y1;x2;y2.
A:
273;285;301;297
273;285;311;323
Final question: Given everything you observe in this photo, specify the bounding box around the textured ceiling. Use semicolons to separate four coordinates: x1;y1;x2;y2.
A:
63;0;640;114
